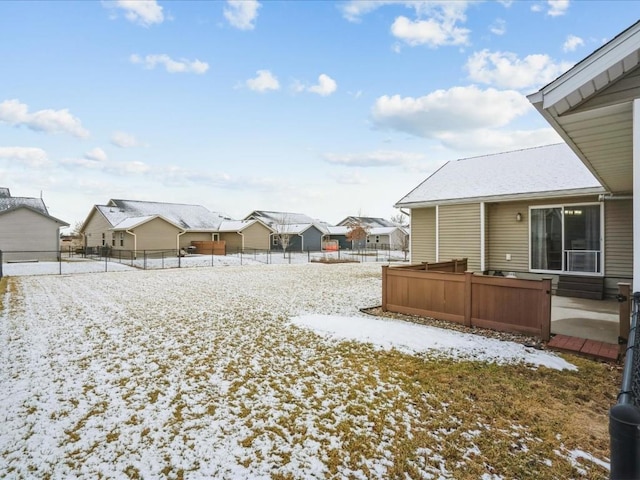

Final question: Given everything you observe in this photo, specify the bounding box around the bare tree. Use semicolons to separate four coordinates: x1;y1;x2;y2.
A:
272;214;293;257
391;211;409;227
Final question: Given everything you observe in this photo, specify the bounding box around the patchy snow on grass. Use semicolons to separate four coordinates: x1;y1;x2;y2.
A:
291;314;577;371
0;263;600;479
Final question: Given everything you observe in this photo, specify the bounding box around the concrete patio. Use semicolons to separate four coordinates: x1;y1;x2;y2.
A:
551;295;621;345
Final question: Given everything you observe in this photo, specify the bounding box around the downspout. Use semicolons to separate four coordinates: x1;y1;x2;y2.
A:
480;202;486;272
435;205;440;262
126;229;137;257
238;231;245;252
634;98;640;290
177;230;187;253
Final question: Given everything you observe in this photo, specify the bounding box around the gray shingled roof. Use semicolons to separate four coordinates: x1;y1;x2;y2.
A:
97;199;231;231
0;194;49;216
395;143;605;207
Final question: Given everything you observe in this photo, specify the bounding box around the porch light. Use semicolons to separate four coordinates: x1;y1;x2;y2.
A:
516;212;522;222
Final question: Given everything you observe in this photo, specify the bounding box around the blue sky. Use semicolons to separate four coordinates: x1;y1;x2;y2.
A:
0;1;638;229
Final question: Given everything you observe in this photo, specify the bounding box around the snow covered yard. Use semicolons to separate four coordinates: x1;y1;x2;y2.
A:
0;263;614;479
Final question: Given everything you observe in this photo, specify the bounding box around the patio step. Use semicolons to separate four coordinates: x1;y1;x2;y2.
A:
547;334;619;362
556;275;604;300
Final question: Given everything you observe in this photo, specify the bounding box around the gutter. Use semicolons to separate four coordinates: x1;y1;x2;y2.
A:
599;193;633;201
126;229;137;256
177;230;187;253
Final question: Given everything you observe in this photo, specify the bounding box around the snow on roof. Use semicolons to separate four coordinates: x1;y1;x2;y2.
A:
326;226;349;235
217;220;258;232
276;223;316;234
0;187;10;198
395;143;605;207
99;199;230;230
0;195;49;215
338;216;395;228
111;215;160;230
369;227;402;235
245;210;320;225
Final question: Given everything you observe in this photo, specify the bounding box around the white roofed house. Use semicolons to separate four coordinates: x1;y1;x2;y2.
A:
334;216;408;250
395;143;630;298
217;219;273;253
244;210;328;252
0;187;69;262
80;199;230;254
527;21;640;292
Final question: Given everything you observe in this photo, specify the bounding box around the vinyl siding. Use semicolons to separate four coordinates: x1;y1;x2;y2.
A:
83;210;113;248
242;222;271;250
0;208;61;260
604;199;633;294
439;203;481;271
180;232;214;249
133;218;181;251
220;232;242;251
487;201;530;272
410;207;436;263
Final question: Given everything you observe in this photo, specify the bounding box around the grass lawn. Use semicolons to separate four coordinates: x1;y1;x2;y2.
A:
0;264;618;479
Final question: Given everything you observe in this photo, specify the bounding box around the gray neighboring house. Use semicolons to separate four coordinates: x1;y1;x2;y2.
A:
0;187;69;261
244;210;328;251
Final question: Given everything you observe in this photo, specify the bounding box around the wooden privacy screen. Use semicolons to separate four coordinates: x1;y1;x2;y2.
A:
381;266;551;341
190;241;226;255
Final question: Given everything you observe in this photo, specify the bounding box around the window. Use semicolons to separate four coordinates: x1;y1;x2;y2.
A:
112;234;115;247
272;236;278;246
101;233;105;246
119;232;124;247
213;233;219;241
530;204;602;273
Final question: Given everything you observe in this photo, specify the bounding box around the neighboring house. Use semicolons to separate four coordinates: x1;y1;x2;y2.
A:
81;199;230;252
217;219;273;252
325;226;351;250
244;210;328;252
527;21;640;290
366;226;408;250
395;144;632;296
270;223;325;252
0;187;69;261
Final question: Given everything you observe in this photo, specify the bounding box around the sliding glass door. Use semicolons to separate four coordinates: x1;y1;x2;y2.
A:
530;204;602;274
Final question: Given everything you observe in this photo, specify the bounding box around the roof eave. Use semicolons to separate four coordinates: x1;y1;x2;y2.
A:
395;187;607;209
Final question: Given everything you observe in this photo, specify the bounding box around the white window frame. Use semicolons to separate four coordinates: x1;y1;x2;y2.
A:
528;201;604;276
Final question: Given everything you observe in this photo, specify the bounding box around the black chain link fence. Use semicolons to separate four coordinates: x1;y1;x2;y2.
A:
609;291;640;479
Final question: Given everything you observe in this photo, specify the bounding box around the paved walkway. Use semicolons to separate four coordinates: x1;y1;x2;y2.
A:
546;334;620;362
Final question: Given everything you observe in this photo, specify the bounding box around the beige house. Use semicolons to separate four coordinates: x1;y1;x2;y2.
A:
81;199;230;253
217;220;273;252
0;187;69;261
528;21;640;291
395;144;632;297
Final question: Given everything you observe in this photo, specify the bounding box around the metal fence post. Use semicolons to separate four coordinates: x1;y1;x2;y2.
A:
0;250;3;279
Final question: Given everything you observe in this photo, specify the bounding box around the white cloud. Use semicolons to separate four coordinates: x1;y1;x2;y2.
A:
531;0;569;16
0;147;50;167
106;160;151;175
391;14;470;48
329;171;369;185
224;0;260;30
84;147;108;162
130;54;209;74
339;1;384;22
371;85;531;138
465;50;573;90
436;127;562;152
308;74;337;96
324;150;425;167
489;18;506;36
106;0;164;27
547;0;569;16
0;99;89;138
563;34;584;52
246;70;280;92
111;131;143;148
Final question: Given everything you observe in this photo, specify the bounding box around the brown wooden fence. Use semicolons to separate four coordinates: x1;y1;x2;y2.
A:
381;265;551;341
392;258;468;273
190;241;226;255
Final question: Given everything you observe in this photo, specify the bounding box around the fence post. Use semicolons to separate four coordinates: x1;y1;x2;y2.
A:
144;251;147;270
105;253;108;272
59;252;62;275
464;271;472;327
381;265;388;311
540;278;552;342
0;250;3;279
619;283;632;349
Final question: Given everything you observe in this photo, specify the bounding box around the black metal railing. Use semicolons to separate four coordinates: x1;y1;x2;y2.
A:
610;291;640;479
